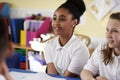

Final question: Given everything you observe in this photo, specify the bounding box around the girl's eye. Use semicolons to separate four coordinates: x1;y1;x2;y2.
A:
111;30;118;33
106;27;119;33
106;28;109;32
59;18;65;21
53;17;56;21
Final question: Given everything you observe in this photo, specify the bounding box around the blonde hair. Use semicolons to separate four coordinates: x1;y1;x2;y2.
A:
102;12;120;65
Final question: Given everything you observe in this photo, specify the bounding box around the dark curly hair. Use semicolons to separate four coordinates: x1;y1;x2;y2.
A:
56;0;86;24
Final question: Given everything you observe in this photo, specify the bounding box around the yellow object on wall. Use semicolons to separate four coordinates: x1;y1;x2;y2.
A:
0;0;114;38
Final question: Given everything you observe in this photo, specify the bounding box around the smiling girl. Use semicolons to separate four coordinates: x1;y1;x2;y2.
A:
44;0;89;78
81;12;120;80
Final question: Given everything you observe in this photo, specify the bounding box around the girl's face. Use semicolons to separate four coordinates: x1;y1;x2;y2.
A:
52;8;77;36
106;18;120;49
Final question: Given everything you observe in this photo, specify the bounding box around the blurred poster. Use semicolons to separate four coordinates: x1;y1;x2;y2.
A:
88;0;117;20
112;0;120;11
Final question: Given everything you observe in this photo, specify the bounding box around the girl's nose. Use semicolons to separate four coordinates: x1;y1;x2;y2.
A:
53;19;60;26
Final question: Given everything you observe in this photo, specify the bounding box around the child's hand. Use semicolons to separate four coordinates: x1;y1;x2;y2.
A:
96;76;108;80
1;61;8;74
1;61;12;80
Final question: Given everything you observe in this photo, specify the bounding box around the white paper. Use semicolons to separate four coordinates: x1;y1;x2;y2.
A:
28;51;47;72
10;71;66;80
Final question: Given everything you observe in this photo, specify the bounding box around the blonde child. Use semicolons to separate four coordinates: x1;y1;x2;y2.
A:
81;12;120;80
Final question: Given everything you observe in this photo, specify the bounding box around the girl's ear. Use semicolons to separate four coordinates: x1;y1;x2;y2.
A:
6;42;14;57
72;19;78;28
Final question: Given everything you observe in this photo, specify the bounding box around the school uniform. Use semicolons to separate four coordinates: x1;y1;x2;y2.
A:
84;42;120;80
44;34;89;75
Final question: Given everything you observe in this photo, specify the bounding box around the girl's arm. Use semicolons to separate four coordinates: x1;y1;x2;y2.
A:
96;76;108;80
47;63;58;75
80;69;96;80
64;70;79;78
1;61;12;80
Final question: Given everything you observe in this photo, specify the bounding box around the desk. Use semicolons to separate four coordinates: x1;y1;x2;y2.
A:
9;68;80;80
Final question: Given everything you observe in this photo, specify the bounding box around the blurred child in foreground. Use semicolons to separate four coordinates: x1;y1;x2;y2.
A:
0;15;13;80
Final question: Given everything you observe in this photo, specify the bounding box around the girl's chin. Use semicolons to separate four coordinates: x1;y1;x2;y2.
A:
54;32;61;35
54;33;59;35
108;44;114;48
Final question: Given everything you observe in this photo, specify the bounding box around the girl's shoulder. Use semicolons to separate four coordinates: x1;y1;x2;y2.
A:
96;41;107;50
91;41;107;57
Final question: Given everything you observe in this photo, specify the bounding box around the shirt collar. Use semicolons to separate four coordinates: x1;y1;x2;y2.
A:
56;34;76;50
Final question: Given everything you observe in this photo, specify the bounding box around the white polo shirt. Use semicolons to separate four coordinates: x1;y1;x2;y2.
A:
84;42;120;80
44;34;89;76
